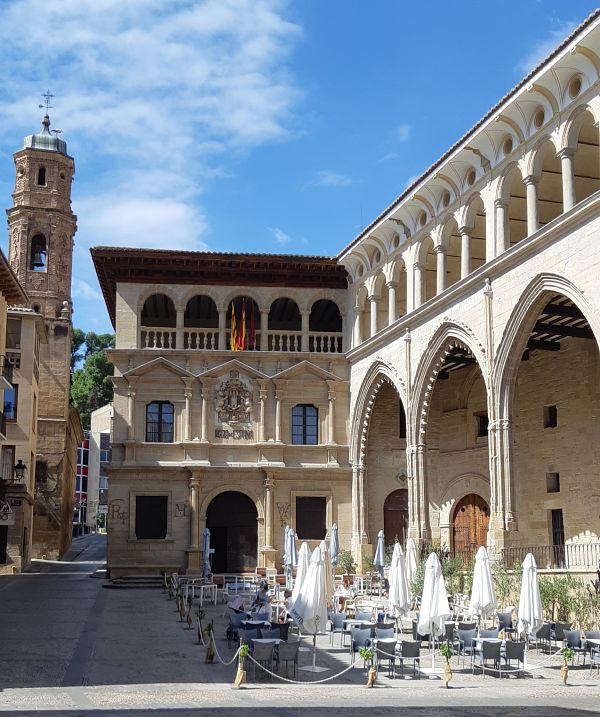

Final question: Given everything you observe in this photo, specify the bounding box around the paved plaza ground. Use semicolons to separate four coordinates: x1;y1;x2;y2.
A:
0;534;599;716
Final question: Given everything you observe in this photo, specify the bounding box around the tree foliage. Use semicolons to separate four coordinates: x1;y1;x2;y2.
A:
70;330;115;429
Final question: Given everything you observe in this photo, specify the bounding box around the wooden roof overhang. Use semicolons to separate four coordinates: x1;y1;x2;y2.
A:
0;251;27;306
91;246;348;328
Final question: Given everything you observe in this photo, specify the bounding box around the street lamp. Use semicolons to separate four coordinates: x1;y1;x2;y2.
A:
14;459;26;482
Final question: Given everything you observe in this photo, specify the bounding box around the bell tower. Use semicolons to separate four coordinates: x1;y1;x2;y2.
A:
5;99;81;560
6;109;76;319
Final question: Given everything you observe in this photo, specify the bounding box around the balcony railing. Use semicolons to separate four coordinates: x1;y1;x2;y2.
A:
139;327;344;353
0;355;13;389
502;543;600;570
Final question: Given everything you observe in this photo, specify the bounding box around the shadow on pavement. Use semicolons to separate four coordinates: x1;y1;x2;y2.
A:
0;708;597;717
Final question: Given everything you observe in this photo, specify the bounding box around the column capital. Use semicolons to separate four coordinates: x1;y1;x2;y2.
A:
433;244;446;255
328;390;337;402
413;260;423;271
522;174;539;187
264;472;275;489
385;280;397;290
259;389;268;401
557;147;575;160
494;197;509;209
367;294;379;304
458;225;471;237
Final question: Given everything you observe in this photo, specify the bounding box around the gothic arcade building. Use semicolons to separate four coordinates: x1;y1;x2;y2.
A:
93;13;600;577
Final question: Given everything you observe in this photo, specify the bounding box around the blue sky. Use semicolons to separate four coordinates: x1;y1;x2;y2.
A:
0;0;597;334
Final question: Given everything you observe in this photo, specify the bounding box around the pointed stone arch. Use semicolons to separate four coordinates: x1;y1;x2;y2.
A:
410;319;488;443
350;358;407;464
493;272;600;420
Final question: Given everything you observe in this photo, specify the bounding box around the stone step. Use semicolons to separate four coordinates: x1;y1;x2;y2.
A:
103;575;164;589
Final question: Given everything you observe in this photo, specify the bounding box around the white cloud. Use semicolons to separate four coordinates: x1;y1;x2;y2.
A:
516;20;578;74
403;174;421;190
0;1;303;331
75;194;209;251
397;123;412;142
73;278;103;302
305;170;353;188
270;227;293;246
378;152;399;164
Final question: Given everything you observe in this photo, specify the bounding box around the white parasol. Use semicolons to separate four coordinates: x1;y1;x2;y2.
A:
470;545;497;622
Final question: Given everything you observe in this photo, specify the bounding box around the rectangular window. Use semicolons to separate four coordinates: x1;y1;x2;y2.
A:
5;319;21;349
0;446;15;481
546;472;560;493
292;404;318;445
296;496;326;540
100;449;110;463
475;412;488;438
146;402;174;442
4;384;18;421
399;401;406;439
135;495;168;539
544;405;557;428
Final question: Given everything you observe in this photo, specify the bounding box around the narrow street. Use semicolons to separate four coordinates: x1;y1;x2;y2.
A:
0;533;107;689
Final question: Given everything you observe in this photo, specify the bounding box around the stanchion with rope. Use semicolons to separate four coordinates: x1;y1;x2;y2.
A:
233;643;249;688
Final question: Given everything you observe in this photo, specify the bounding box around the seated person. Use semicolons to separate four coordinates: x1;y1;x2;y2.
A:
252;580;273;621
278;589;293;623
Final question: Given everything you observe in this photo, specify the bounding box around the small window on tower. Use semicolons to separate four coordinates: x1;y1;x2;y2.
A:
30;235;47;272
36;166;46;186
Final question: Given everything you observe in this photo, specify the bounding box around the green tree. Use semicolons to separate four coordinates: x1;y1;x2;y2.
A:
70;331;115;429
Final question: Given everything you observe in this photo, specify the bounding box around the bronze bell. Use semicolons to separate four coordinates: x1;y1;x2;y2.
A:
32;250;45;268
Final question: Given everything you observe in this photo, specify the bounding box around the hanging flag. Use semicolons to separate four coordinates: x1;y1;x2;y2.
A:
237;299;247;351
249;301;255;349
230;302;237;351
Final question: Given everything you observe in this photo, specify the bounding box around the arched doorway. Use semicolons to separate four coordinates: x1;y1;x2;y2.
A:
384;489;408;546
452;493;489;559
206;491;257;573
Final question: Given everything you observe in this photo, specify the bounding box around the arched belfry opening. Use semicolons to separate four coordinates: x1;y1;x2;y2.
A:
30;234;47;272
206;491;258;573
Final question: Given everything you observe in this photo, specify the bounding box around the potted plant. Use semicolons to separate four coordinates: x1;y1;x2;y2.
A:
204;621;215;663
440;641;453;688
358;646;376;687
234;643;249;688
561;646;574;685
196;608;207;643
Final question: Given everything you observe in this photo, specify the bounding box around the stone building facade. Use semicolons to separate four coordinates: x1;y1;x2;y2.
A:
6;114;83;560
95;13;600;577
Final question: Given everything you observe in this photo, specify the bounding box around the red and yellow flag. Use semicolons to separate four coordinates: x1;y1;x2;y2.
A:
237;299;247;350
230;302;237;351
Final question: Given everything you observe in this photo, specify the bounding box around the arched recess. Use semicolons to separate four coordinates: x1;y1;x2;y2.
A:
463;194;486;275
309;299;343;352
372;272;388;334
500;164;527;247
352;364;408;548
140;293;177;349
384;489;409;546
571;109;600;204
410;322;490;547
390;257;408;319
531;138;563;227
184;294;218;349
268;297;301;351
440;217;461;290
227;296;260;351
493;274;600;553
205;490;259;573
354;285;369;345
452;493;490;559
417;236;436;304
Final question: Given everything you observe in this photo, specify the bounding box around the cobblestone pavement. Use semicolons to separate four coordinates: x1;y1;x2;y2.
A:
0;537;599;715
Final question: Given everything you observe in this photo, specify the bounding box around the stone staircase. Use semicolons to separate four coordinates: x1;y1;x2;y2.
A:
103;575;164;589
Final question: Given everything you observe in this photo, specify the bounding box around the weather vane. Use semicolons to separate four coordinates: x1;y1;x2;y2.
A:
38;89;54;113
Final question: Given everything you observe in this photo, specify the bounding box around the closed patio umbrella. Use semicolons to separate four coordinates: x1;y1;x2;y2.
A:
321;540;334;609
405;537;418;593
418;552;452;669
470;545;497;622
388;542;411;619
373;529;385;595
292;541;310;604
329;522;339;567
290;543;329;672
202;528;211;579
517;553;543;638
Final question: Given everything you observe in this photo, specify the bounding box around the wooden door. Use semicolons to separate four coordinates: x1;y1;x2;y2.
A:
452;493;489;559
384;489;409;546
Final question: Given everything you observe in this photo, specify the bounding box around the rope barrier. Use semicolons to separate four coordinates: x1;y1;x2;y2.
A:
244;653;357;684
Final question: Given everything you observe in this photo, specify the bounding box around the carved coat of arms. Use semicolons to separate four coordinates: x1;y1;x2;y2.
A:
216;371;252;424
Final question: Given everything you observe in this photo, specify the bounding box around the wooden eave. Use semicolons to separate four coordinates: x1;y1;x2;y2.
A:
91;247;348;329
0;251;27;305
